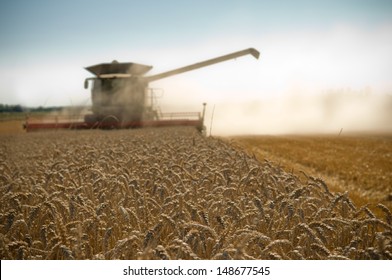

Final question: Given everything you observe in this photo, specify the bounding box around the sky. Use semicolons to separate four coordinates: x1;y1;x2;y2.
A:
1;0;392;134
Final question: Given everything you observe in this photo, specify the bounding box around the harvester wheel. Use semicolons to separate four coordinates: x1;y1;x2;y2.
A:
98;115;121;129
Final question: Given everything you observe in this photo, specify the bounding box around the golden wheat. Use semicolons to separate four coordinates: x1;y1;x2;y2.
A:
0;127;391;259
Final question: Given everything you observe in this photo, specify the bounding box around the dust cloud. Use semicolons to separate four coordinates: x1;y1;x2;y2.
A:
204;90;392;136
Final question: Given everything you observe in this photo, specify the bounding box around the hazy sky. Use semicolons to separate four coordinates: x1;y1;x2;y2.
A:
1;0;392;133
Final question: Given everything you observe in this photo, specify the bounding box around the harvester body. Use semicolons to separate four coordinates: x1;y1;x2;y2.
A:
24;48;259;132
86;76;148;123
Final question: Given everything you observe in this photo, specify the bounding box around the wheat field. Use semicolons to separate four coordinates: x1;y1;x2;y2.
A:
1;127;391;259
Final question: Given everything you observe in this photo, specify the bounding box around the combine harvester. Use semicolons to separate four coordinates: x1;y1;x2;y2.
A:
24;48;259;132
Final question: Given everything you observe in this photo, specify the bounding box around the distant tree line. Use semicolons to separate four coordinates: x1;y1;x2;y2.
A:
0;104;23;113
0;104;63;113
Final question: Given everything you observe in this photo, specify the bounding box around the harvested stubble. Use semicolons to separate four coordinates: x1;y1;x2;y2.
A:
0;127;391;260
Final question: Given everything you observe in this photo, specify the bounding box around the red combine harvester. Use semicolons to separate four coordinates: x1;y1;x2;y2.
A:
24;48;259;132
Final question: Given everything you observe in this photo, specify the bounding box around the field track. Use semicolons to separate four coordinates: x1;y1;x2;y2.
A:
1;127;391;259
